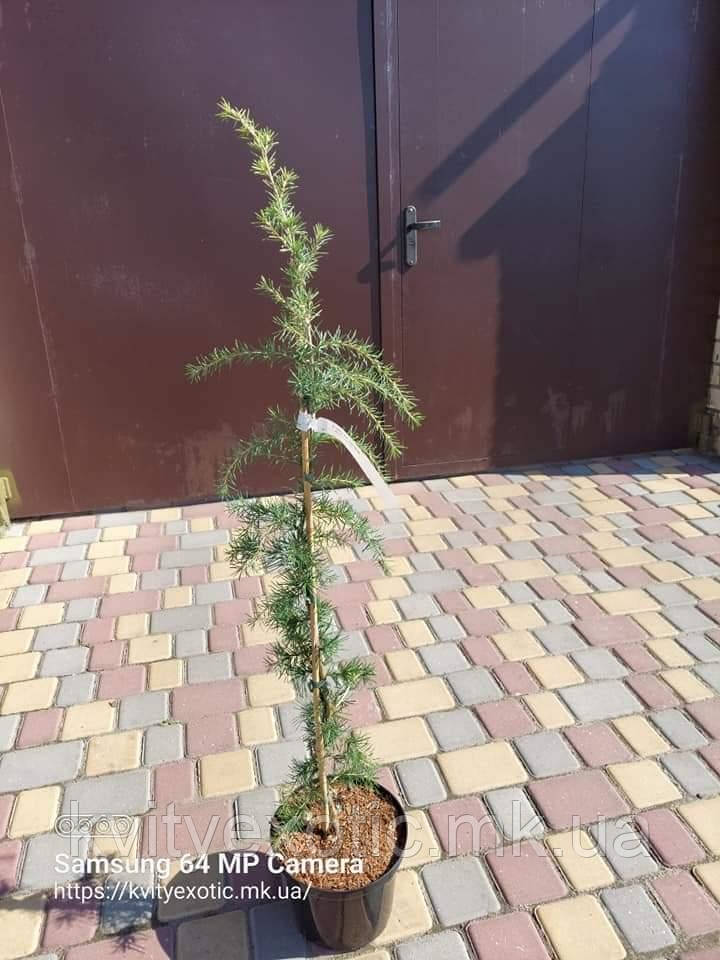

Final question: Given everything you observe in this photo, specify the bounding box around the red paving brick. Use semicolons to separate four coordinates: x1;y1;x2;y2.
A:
564;722;633;767
429;797;500;855
652;871;720;937
476;700;537;739
172;679;245;721
637;808;706;867
43;895;100;948
486;840;567;907
468;911;552;960
529;770;629;829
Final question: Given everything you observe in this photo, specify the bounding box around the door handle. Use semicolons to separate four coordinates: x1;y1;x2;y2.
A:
404;205;441;266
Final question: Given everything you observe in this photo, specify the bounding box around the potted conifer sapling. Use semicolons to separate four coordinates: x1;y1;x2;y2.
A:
187;101;422;950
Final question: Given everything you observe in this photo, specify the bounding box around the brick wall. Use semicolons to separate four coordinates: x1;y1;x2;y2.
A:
699;301;720;454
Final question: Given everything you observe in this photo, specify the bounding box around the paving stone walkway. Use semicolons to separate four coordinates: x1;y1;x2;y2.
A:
2;450;720;959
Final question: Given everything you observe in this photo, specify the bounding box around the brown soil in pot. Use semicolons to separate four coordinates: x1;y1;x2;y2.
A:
274;784;400;890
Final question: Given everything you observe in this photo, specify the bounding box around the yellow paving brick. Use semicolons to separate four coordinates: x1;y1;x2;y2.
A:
555;575;593;595
691;486;720;502
487;498;513;512
494;558;553;581
359;717;435;763
465;586;509;609
408;518;456;536
583;498;632;516
62;699;116;740
86;730;142;776
536;894;626;960
148;658;183;689
695;860;720;902
608;759;681;808
597;547;655;567
0;652;40;684
88;540;125;559
210;561;234;581
585;516;618;533
682;577;720;602
190;517;215;532
108;573;138;595
399;620;435;647
128;633;172;664
438;742;527;794
27;519;63;535
386;649;426;681
238;706;277;744
646;637;693;668
0;629;34;655
373;869;432;945
199;748;255;797
0;589;11;610
642;478;687;493
644;561;688;583
524;691;575;729
328;545;355;564
0;568;30;590
412;534;447;553
386;556;413;576
92;556;131;576
483;483;525;499
377;677;453;719
246;672;294;707
406;505;431;521
674;503;711;520
501;524;539;542
506;509;535;524
582;532;625;550
101;524;138;541
116;613;149;640
528;655;583;689
241;622;277;646
492;630;544;661
93;816;140;860
594;590;659;615
370;577;410;600
499;604;545;631
1;677;57;714
0;536;29;554
468;545;506;565
451;474;481;488
660;668;712;702
0;892;46;960
401;809;442;868
612;715;670;757
679;797;720;854
669;520;702;539
150;507;182;522
547;829;614;891
18;603;64;628
163;586;193;608
631;611;676;638
9;786;61;838
367;600;402;625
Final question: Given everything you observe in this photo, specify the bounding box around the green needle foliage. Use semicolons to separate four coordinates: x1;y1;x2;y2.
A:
187;100;422;837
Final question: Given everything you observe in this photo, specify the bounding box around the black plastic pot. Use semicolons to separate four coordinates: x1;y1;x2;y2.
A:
272;785;408;952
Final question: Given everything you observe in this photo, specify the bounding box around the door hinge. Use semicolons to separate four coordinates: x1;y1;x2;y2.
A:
0;474;14;530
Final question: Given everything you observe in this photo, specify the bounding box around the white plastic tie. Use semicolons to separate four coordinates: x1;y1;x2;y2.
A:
297;410;397;507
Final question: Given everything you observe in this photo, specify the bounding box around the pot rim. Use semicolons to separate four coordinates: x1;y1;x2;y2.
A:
269;782;408;898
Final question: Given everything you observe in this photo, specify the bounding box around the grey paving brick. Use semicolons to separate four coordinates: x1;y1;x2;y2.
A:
501;582;538;604
40;646;89;677
407;571;464;594
676;556;720;577
427;708;486;751
257;740;307;786
446;531;480;548
484;787;544;840
501;541;541;561
98;511;146;527
180;530;229;549
662;605;715;632
165;520;189;534
151;604;212;634
583;571;622;592
61;562;91;582
65;598;99;622
545;555;580;575
144;723;184;765
175;629;208;657
34;623;81;651
410;553;440;573
535;600;573;625
647;491;693;507
57;672;96;706
660;751;720;798
0;740;83;789
379;522;410;540
447;667;503;705
422;856;500;925
101;879;154;934
429;615;465;641
601;885;675;953
66;528;101;546
397;594;441;619
235;787;279;843
514;731;580;778
140;570;178;590
250;901;309;960
534;624;586;654
695;517;720;535
28;545;87;567
676;632;720;662
11;584;48;607
590;817;658;880
397;931;471;960
187;652;232;684
0;714;19;751
278;701;304;739
615;526;646;543
559;680;642;722
420;644;469;675
337;631;369;660
159;548;214;569
119;691;169;729
571;648;628;681
62;769;152;816
195;582;234;605
697;662;720;694
534;491;576;506
21;831;90;890
396;758;447;806
651;709;708;749
647;582;694;608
